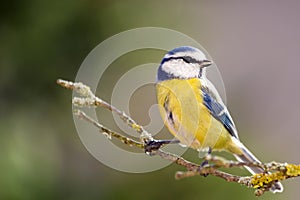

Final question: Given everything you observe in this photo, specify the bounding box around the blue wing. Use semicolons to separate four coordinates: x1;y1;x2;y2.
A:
201;86;238;139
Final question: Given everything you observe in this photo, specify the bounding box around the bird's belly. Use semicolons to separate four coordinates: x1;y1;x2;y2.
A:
156;79;230;151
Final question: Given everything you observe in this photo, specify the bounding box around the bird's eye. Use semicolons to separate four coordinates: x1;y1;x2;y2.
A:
181;56;198;64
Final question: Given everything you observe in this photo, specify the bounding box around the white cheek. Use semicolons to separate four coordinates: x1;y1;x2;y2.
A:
162;61;200;79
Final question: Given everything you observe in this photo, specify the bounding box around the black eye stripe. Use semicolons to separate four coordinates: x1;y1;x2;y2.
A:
181;56;199;63
161;56;200;65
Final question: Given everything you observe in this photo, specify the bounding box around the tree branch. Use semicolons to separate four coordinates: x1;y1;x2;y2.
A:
57;79;300;197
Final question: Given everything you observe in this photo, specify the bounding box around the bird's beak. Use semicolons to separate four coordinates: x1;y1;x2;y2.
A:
201;60;213;67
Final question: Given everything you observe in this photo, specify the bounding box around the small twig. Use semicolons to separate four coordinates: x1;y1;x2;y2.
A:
57;79;300;197
74;109;144;148
57;79;153;143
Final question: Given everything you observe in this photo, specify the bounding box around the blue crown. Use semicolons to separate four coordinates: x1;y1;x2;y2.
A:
167;46;199;55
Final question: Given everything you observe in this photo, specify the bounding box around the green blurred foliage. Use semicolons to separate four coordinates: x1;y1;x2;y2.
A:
0;0;292;200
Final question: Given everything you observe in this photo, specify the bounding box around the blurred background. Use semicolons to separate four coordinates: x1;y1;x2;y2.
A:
1;0;299;199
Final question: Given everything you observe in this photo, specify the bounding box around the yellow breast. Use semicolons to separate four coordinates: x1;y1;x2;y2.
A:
156;78;235;152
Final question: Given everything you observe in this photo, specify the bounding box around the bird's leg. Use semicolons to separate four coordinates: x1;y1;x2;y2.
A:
198;147;212;177
144;139;180;154
200;147;212;167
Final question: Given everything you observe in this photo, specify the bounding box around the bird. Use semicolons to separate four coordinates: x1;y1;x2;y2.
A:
155;46;283;193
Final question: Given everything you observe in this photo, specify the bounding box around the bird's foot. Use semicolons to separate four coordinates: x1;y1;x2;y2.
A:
198;147;212;177
144;139;180;155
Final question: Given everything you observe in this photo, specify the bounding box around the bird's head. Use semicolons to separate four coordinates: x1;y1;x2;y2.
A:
157;46;212;82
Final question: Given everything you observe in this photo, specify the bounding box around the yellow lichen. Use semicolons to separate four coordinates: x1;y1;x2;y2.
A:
251;171;286;189
286;164;300;177
132;124;142;131
252;174;273;188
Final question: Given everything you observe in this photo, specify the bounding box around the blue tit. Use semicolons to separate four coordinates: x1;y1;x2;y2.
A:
155;46;283;193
